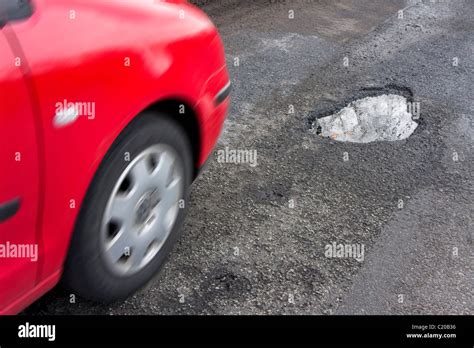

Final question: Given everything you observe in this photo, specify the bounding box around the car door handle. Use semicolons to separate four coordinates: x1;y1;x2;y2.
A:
0;197;21;223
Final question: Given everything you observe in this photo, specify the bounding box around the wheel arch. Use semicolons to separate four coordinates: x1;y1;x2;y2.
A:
141;98;202;179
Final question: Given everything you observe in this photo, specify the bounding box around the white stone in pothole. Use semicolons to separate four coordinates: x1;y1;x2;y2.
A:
316;94;418;143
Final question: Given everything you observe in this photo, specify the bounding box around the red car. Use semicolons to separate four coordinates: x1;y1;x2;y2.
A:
0;0;230;314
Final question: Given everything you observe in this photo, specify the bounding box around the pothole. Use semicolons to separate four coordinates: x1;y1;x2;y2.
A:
312;94;419;143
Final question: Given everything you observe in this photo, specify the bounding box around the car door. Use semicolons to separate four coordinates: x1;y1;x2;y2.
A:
0;0;39;313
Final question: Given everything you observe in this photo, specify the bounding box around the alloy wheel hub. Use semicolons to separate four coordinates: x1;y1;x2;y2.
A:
134;189;160;225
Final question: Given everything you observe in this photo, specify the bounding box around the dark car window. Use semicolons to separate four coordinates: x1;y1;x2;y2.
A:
0;0;33;28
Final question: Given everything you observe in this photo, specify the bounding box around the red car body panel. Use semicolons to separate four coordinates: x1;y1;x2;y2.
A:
0;33;41;312
0;0;229;314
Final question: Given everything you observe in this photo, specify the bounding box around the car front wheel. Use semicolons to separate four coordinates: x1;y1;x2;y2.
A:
62;112;192;302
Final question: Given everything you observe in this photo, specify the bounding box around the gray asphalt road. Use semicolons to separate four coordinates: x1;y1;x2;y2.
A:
26;0;473;315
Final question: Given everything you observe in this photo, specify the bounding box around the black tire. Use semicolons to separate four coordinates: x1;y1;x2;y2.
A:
62;112;193;302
